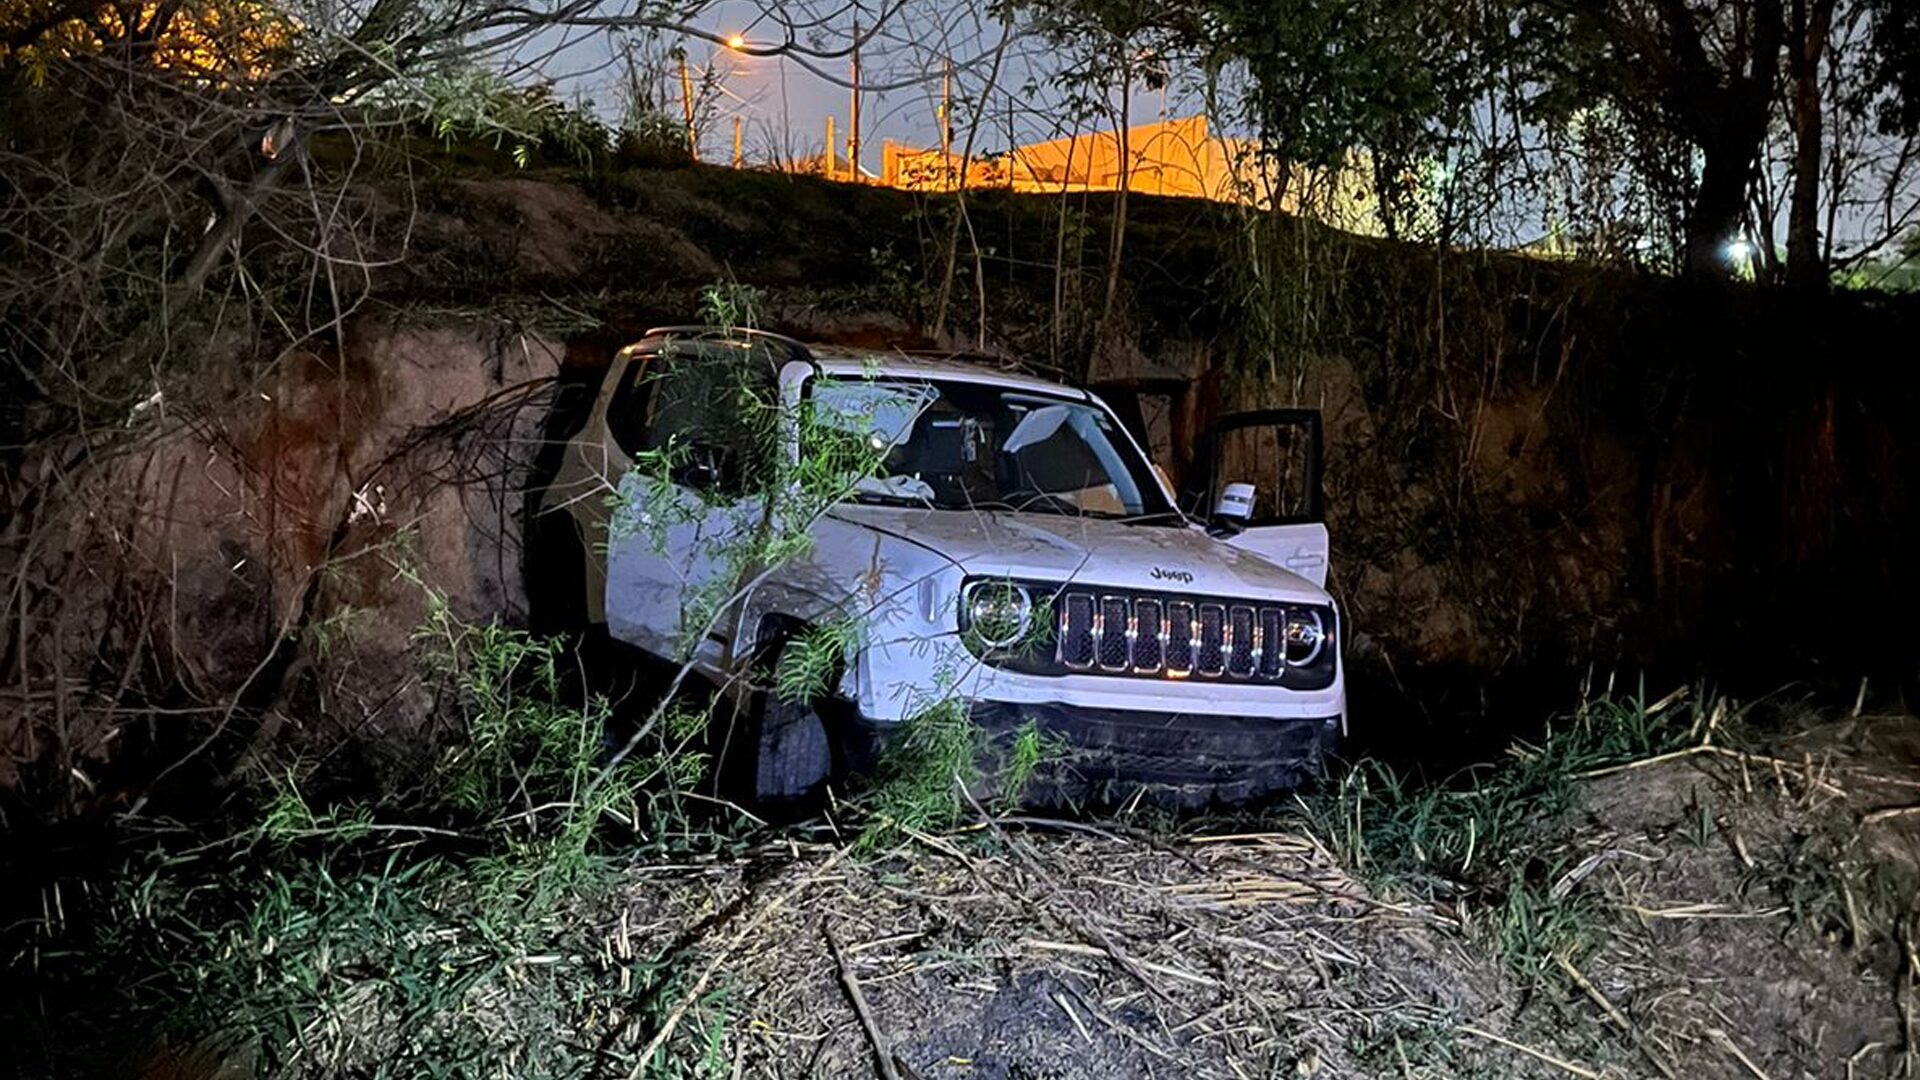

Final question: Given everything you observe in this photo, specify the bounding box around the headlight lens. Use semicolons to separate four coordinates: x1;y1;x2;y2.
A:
964;580;1032;649
1284;608;1327;667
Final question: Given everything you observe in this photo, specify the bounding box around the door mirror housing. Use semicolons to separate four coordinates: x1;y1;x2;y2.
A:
1213;481;1256;521
1207;481;1256;537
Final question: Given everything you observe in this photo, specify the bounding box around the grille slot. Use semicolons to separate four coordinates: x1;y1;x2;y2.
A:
1258;607;1285;679
1227;605;1257;677
1196;604;1226;676
1048;586;1324;685
1059;592;1095;670
1165;600;1194;675
1097;596;1131;670
1131;598;1164;673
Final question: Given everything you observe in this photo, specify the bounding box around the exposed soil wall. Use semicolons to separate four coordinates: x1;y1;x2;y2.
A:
1;318;563;823
4;162;1916;823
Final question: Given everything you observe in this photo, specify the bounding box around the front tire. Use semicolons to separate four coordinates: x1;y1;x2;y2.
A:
750;691;833;804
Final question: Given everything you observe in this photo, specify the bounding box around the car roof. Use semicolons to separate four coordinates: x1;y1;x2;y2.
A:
806;347;1087;399
634;326;1087;400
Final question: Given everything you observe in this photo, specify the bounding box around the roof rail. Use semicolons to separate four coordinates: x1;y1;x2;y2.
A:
637;324;811;359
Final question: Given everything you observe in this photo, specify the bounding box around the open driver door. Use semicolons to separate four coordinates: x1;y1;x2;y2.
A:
1182;409;1329;588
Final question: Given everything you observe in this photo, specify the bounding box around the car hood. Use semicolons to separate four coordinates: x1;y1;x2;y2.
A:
828;504;1331;605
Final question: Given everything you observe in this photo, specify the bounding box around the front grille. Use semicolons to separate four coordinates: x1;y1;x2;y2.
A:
1050;585;1331;686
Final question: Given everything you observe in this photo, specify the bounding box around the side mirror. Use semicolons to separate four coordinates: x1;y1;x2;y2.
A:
1208;481;1256;536
670;442;739;492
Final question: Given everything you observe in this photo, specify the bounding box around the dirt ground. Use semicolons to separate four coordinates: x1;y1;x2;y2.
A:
528;827;1560;1080
1564;710;1920;1080
371;709;1915;1080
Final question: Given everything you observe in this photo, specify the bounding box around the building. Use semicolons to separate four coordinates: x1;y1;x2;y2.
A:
874;116;1383;235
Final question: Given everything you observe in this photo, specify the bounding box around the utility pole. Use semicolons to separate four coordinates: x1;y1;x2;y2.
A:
732;116;743;167
677;51;698;162
848;14;862;182
825;115;836;177
939;58;952;187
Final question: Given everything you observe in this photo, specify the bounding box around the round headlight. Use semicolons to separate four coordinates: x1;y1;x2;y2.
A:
1283;609;1327;666
964;581;1032;649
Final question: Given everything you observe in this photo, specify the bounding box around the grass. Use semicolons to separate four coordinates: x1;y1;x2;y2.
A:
6;594;739;1079
5;644;1826;1078
865;698;984;844
1292;682;1710;974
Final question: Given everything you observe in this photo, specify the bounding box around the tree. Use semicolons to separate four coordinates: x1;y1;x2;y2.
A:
1786;0;1839;287
1016;0;1191;348
0;0;944;444
1861;0;1920;134
1549;0;1785;277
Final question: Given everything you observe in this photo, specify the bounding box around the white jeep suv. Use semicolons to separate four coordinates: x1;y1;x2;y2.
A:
537;327;1344;805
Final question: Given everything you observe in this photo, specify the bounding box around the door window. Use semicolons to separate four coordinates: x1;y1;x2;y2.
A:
635;343;780;496
1215;424;1312;521
1188;410;1323;525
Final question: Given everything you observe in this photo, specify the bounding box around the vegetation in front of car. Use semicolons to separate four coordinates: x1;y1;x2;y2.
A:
16;610;1905;1080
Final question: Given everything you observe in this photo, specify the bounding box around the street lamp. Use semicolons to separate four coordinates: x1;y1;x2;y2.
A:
717;35;749;166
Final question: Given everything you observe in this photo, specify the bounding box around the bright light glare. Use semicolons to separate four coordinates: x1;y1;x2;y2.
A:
725;33;746;50
1725;238;1753;263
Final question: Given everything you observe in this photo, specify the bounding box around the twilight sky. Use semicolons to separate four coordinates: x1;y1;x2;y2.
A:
510;0;1195;174
495;0;1915;261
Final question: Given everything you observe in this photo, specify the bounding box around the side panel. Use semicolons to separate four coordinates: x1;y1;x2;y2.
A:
604;476;761;662
742;516;970;725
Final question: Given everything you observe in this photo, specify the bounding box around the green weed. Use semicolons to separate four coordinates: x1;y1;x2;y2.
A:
774;616;863;707
1001;721;1047;808
866;698;983;844
697;281;764;331
1297;682;1705;974
1346;1015;1461;1072
17;594;727;1077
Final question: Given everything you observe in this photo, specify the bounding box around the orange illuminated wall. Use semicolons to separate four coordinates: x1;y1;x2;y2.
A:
876;116;1382;234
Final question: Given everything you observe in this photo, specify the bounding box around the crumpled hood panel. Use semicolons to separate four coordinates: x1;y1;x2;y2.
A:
828;505;1330;605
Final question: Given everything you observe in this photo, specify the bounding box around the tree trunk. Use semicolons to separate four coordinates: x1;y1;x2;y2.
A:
180;149;294;293
1785;0;1835;289
1096;57;1132;350
1686;138;1752;277
1622;0;1785;279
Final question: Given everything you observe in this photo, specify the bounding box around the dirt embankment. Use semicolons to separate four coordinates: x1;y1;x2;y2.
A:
0;320;565;820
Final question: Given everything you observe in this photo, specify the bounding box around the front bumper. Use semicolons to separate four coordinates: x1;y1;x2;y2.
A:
828;700;1342;807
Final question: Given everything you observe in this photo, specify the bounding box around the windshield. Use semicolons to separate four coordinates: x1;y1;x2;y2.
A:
806;376;1176;519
